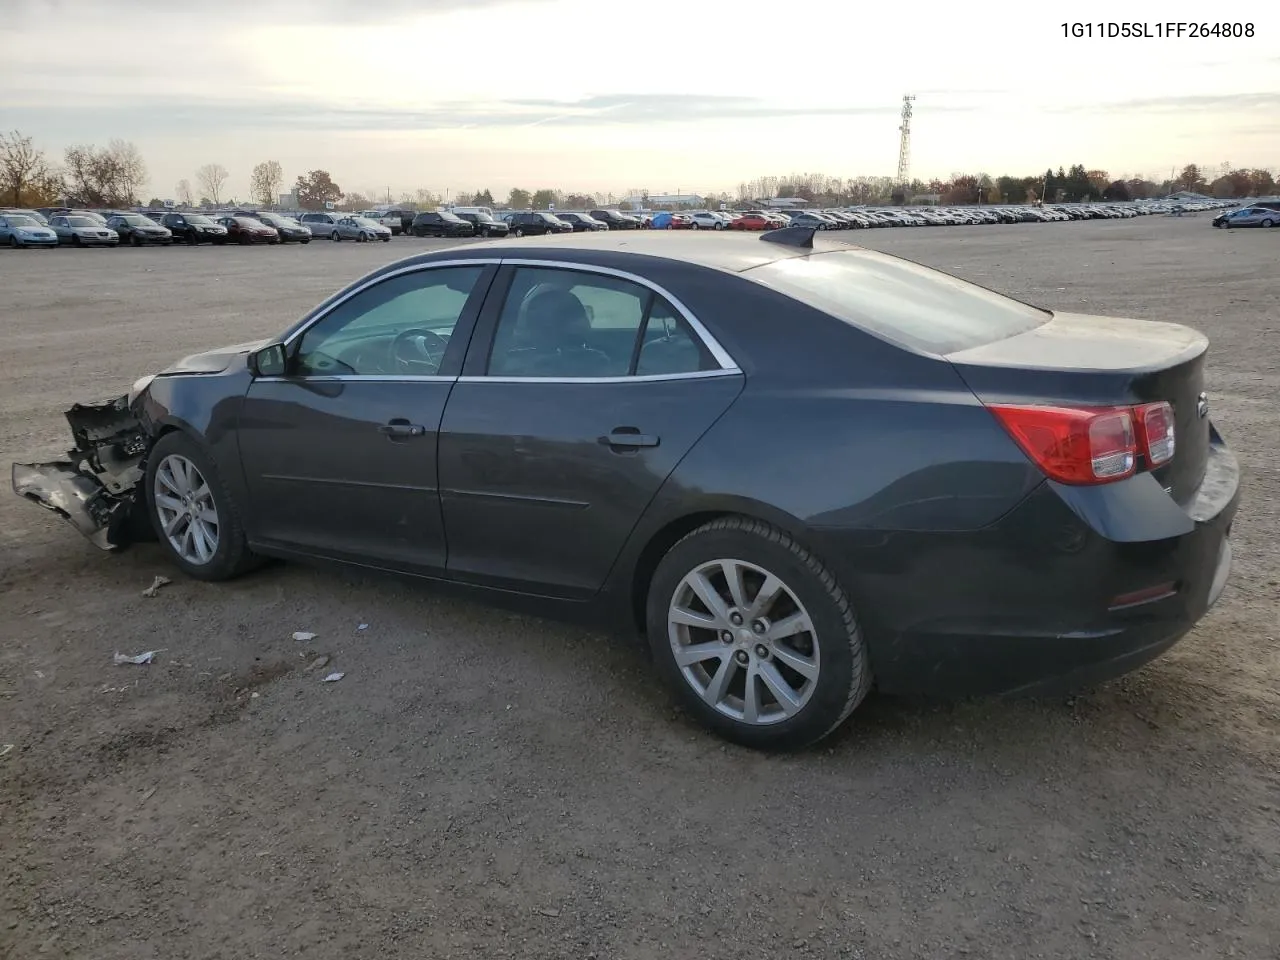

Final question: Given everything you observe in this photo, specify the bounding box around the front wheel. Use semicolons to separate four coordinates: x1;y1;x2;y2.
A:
646;517;872;751
144;432;259;581
331;231;340;241
513;227;525;237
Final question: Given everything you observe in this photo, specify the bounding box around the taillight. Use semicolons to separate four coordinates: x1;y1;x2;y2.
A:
990;401;1176;485
1135;401;1176;465
990;405;1136;484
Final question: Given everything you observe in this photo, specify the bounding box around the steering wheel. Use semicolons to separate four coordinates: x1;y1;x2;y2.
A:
389;328;449;373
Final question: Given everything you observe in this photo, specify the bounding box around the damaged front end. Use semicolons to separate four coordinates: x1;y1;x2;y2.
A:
12;395;151;550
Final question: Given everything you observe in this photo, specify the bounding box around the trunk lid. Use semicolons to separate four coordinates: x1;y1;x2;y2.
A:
946;312;1210;505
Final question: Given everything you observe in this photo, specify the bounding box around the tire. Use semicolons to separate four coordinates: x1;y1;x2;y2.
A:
691;222;700;230
9;235;19;248
144;431;259;582
357;232;367;243
381;235;390;242
646;517;872;751
130;233;140;247
331;231;340;241
301;238;311;244
1263;219;1274;228
514;227;524;237
72;235;82;247
715;222;724;230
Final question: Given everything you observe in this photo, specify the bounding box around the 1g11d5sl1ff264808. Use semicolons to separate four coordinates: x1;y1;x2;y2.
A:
1061;22;1255;38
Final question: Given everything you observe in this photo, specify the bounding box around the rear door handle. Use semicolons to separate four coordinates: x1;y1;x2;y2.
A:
380;419;426;439
600;428;659;449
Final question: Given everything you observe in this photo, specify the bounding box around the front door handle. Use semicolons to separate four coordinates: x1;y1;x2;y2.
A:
380;419;426;439
600;428;660;450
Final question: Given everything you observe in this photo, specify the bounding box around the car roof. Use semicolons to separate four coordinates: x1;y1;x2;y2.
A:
393;229;852;275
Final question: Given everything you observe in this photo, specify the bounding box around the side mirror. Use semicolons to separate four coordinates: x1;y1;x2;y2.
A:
249;343;288;378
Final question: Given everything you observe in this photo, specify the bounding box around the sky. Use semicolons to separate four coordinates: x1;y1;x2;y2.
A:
4;0;1277;202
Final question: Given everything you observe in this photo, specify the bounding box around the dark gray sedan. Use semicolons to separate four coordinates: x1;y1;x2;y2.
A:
49;214;120;246
11;229;1239;750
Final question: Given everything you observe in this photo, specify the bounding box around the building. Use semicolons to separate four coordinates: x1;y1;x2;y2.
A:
762;197;810;209
624;193;704;209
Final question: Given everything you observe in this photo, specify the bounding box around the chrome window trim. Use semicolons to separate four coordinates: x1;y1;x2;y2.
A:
498;258;740;372
456;369;741;385
253;375;457;384
271;255;742;383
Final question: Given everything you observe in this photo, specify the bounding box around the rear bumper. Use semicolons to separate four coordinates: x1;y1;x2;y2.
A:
820;441;1241;697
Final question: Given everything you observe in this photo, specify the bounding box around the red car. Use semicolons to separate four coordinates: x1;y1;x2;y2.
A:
216;216;280;245
729;213;772;231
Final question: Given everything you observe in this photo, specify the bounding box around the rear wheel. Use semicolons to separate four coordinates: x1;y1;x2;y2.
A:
1263;218;1275;228
145;432;259;581
646;517;872;750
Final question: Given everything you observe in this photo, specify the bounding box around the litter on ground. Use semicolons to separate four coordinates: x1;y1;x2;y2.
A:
320;672;345;683
113;649;164;665
141;575;172;598
292;631;317;642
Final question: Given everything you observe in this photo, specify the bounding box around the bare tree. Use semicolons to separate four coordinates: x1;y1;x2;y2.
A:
176;178;194;206
196;163;229;205
63;142;145;206
249;160;283;207
108;139;147;203
0;130;54;205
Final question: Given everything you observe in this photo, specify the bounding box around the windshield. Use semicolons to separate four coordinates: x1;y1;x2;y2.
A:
120;215;155;225
353;217;379;226
5;215;38;226
66;217;97;227
439;212;463;222
743;249;1050;355
185;215;214;225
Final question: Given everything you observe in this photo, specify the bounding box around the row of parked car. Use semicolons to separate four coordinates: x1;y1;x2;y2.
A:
0;206;400;248
5;197;1253;249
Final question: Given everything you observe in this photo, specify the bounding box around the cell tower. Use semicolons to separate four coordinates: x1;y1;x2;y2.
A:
896;94;916;185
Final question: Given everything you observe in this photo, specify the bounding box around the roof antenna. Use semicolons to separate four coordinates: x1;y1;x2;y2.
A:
759;225;815;248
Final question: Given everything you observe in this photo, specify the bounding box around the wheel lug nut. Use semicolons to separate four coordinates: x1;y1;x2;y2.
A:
734;650;749;665
751;619;766;634
720;631;734;644
755;644;769;659
729;611;743;626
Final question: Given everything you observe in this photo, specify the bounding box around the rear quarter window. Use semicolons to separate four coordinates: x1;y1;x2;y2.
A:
743;249;1050;355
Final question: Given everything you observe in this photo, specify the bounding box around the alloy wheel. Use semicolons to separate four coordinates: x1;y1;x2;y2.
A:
153;454;220;565
668;558;819;725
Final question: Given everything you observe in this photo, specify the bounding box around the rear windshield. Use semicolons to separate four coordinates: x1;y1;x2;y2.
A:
743;249;1050;354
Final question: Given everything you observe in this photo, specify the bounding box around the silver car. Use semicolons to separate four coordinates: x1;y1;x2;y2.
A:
49;214;120;246
1222;207;1277;229
330;216;392;242
0;213;59;247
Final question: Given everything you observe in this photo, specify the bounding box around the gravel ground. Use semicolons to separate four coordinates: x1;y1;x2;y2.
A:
1;217;1277;960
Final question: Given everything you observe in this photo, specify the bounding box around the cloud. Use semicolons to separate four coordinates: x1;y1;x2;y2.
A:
1052;92;1280;113
1;91;979;137
5;0;541;25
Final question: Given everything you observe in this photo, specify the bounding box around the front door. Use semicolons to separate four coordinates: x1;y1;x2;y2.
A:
236;263;496;573
438;264;744;599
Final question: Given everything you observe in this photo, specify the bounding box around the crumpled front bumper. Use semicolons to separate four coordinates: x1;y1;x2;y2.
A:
12;395;149;550
12;462;135;549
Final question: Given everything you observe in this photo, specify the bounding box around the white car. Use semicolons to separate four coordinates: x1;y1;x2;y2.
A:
688;211;730;230
358;210;403;234
330;216;393;242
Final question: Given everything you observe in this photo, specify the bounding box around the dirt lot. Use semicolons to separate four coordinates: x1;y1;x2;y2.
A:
2;218;1277;960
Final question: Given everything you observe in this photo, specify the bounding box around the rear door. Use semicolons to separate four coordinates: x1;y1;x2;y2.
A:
437;262;744;599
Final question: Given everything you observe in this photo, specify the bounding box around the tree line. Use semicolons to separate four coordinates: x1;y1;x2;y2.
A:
4;130;1274;213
